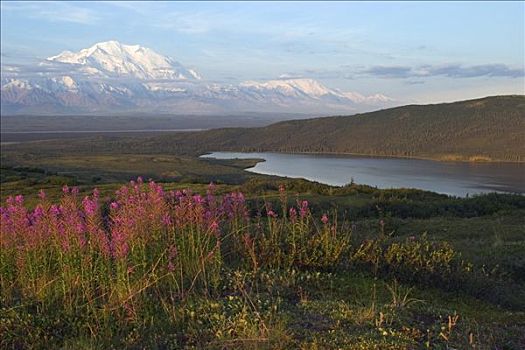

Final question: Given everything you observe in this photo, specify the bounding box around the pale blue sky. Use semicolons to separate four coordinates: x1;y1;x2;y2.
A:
1;1;524;102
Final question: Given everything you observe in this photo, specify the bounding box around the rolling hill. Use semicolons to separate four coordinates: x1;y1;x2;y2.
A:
154;95;525;162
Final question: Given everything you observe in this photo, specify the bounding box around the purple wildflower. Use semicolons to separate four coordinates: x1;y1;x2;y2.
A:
289;207;297;222
299;200;309;218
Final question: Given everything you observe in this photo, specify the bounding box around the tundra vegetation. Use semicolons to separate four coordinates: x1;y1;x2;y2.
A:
1;171;524;349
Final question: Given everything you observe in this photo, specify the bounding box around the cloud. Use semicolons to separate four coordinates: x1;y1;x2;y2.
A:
152;12;216;34
424;64;524;78
1;2;101;25
278;73;304;79
101;4;242;35
1;61;100;80
363;66;412;78
363;63;524;79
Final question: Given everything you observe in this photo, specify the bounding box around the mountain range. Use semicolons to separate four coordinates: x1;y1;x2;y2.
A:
1;40;394;115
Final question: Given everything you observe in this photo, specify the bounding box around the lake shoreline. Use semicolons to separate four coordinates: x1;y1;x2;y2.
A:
201;151;525;196
201;150;525;164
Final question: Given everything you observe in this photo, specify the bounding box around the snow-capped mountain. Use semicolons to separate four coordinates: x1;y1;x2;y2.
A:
46;40;201;80
1;41;395;115
240;79;335;99
240;78;392;105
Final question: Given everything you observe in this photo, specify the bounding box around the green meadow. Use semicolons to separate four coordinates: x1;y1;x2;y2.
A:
1;160;524;349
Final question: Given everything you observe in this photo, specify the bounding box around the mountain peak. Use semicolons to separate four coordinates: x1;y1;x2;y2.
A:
46;41;202;81
240;78;333;98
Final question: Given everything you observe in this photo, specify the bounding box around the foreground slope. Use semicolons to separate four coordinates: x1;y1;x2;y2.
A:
1;175;524;349
165;95;524;162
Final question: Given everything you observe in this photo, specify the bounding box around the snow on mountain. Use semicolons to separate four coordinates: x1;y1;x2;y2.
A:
46;40;201;81
48;76;79;92
2;79;34;91
2;41;396;114
240;78;393;105
339;91;394;104
240;78;334;99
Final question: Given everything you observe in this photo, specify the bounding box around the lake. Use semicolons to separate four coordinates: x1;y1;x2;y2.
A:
201;152;525;197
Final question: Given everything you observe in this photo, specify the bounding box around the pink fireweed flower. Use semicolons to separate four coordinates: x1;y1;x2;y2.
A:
265;202;277;219
299;200;309;218
208;220;220;237
321;214;329;225
193;194;204;205
82;196;98;216
289;207;297;222
0;206;10;224
76;222;86;235
30;205;45;222
279;184;285;193
110;201;119;210
221;192;248;220
1;197;35;250
111;227;129;259
148;180;164;198
15;195;24;205
50;204;61;216
58;194;88;250
162;213;172;226
38;190;46;200
237;192;245;203
62;185;69;194
93;229;111;257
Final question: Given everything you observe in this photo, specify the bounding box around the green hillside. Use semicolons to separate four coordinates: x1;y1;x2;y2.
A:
164;95;525;162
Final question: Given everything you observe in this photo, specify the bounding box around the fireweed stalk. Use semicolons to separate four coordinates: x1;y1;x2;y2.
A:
0;179;350;314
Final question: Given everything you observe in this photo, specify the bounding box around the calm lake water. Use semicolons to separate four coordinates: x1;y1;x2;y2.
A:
202;152;525;197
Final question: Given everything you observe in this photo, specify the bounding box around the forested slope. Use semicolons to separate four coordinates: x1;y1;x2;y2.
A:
165;95;524;162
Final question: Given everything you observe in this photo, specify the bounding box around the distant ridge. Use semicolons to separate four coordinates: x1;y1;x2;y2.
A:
157;95;525;162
